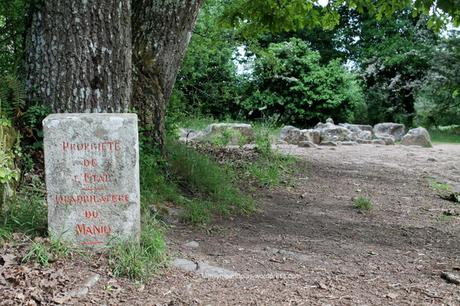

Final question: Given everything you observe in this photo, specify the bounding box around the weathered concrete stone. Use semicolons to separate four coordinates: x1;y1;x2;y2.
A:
356;130;373;140
43;114;140;247
280;126;313;144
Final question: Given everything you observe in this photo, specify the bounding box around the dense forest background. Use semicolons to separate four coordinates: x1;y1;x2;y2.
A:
170;0;459;129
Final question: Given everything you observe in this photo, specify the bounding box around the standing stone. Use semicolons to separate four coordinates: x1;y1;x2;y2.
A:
43;114;140;247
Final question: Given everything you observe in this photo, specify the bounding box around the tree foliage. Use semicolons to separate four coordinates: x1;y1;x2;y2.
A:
416;32;460;126
222;0;460;35
241;38;365;126
356;11;438;125
171;0;241;121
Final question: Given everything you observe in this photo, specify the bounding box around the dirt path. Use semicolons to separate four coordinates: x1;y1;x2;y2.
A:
3;143;460;305
107;143;460;305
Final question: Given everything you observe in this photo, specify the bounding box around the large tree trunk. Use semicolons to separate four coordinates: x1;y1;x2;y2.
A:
132;0;202;147
25;0;132;113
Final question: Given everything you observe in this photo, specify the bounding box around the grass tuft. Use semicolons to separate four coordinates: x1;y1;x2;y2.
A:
353;196;373;211
0;177;47;238
22;236;74;266
109;212;167;281
429;179;451;192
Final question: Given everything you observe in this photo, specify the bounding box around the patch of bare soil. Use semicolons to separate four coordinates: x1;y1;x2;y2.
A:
2;144;460;305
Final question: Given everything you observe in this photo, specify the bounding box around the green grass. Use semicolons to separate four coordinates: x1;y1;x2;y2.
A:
429;179;452;192
22;239;51;266
429;126;460;144
166;141;254;217
0;177;47;238
139;139;255;225
22;236;74;267
353;196;373;211
109;212;167;281
244;124;298;188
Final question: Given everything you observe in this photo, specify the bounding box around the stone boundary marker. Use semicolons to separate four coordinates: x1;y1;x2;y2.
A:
43;114;140;247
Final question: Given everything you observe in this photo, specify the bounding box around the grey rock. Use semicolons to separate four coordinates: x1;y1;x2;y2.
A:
401;127;433;148
178;128;204;143
199;123;255;145
326;118;334;124
320;126;352;142
356;130;373;140
315;121;353;142
279;126;303;144
173;258;238;279
372;139;386;145
306;129;321;144
43;114;140;247
184;241;200;248
172;258;198;272
279;126;318;144
376;135;395;145
373;123;405;141
357;139;372;144
298;141;317;148
441;271;460;285
55;273;100;303
198;262;239;279
320;141;338;147
340;123;373;133
341;141;358;146
314;121;335;130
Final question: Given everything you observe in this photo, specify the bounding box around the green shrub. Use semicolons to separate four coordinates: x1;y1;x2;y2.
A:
242;38;366;126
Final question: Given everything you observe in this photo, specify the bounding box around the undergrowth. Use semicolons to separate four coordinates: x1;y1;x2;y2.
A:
141;140;255;225
109;212;167;281
429;126;460;144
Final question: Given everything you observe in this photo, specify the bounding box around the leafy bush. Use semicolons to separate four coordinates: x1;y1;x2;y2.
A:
242;38;365;126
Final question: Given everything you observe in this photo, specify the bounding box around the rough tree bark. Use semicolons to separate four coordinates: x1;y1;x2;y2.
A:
25;0;132;113
132;0;202;147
